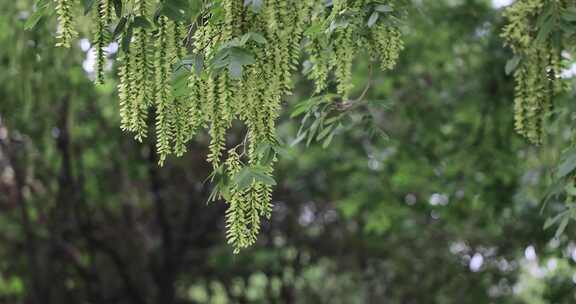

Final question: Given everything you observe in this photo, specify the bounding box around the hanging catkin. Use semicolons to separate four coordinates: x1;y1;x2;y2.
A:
502;0;567;144
93;0;111;84
54;0;77;47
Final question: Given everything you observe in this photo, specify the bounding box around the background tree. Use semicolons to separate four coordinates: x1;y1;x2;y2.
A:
1;0;576;303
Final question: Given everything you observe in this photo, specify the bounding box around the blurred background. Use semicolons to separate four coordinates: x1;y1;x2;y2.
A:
2;0;576;303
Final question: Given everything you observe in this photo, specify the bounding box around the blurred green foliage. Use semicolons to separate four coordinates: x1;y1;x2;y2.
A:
1;0;576;303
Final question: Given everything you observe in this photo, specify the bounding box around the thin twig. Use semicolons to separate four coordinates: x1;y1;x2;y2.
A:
338;63;374;111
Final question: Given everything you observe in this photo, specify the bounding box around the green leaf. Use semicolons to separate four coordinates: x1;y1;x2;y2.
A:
291;101;314;118
207;180;230;203
24;13;43;30
121;23;133;52
540;177;565;214
161;6;186;22
159;0;189;22
256;142;276;166
322;132;335;148
374;4;393;13
544;209;569;230
317;124;335;141
244;0;263;12
25;0;51;30
113;17;127;39
233;166;276;190
566;183;576;196
245;32;267;44
171;67;189;98
505;56;521;75
535;16;554;45
205;165;224;184
291;131;307;147
207;185;220;203
174;56;193;71
211;49;230;69
554;216;570;240
24;6;47;30
252;170;276;186
271;145;293;159
83;0;96;15
255;142;272;156
290;95;332;118
133;16;152;28
304;22;323;37
562;7;576;22
206;166;228;203
229;48;255;65
306;118;321;146
234;167;253;190
324;115;342;125
210;45;256;79
112;0;122;18
557;149;576;179
328;18;349;34
367;12;379;27
227;48;255;78
193;53;204;76
228;61;243;79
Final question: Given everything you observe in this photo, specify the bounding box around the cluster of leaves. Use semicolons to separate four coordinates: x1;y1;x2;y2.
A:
290;93;390;148
542;140;576;239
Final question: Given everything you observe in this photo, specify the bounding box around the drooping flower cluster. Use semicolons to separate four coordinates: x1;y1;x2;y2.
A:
502;0;568;144
54;0;77;47
305;0;404;98
93;0;112;84
47;0;406;252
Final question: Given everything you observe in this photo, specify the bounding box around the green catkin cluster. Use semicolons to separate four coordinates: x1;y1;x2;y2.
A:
94;0;112;84
54;0;77;47
502;0;566;144
224;149;250;253
118;47;135;133
172;22;189;156
154;16;178;165
370;23;404;70
178;0;327;251
47;0;406;252
132;0;155;141
304;0;404;99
